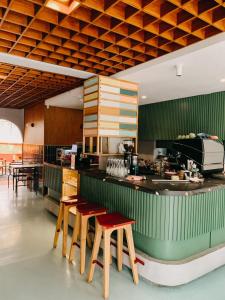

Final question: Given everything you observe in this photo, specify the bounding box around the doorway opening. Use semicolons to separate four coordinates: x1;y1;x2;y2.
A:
0;119;23;177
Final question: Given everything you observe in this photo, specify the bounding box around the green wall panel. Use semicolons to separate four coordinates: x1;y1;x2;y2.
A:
139;91;225;140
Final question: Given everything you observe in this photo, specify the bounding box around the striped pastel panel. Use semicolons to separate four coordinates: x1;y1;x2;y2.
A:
100;92;120;101
99;76;121;88
84;76;98;87
84;114;97;122
119;81;138;91
119;130;137;137
84;100;98;108
84;92;98;102
83;122;97;129
83;129;98;136
99;106;120;116
99;115;137;124
84;106;98;115
99;100;137;111
99;122;119;129
84;84;98;95
119;102;137;110
99;129;136;137
100;76;138;91
120;95;138;104
119;116;137;124
99;129;119;136
100;85;120;94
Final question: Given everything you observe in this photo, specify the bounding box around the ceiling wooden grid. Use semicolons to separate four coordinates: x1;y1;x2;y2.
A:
0;0;224;76
0;62;83;108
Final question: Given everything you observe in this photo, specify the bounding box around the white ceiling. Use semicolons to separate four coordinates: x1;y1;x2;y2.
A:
43;32;225;109
45;87;83;109
114;32;225;105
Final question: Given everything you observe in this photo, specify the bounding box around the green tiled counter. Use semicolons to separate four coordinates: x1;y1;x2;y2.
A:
80;173;225;261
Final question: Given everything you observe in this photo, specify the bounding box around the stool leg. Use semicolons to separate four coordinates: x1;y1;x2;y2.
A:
86;222;92;249
124;225;139;285
87;221;102;283
80;215;88;274
62;205;70;257
69;212;80;262
53;202;64;248
117;228;123;272
103;230;111;300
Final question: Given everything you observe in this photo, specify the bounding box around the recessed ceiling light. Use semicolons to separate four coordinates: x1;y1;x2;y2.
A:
141;95;147;99
0;74;7;80
220;78;225;83
46;0;80;15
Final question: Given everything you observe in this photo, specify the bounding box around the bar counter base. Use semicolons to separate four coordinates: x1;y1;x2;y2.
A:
44;196;225;287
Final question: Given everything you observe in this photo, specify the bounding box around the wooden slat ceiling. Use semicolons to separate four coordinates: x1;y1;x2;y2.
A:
0;62;83;108
0;0;224;77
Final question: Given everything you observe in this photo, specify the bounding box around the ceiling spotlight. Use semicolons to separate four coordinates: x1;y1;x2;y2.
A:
46;0;80;14
220;78;225;83
176;63;183;77
141;95;147;99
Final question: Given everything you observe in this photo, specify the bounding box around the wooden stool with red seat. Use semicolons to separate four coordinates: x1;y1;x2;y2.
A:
69;203;107;275
53;195;87;256
87;212;139;299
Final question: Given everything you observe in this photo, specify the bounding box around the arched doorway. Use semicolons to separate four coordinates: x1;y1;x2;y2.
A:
0;119;23;164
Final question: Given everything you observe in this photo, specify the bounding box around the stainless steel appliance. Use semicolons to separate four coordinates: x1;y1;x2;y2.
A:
173;138;224;174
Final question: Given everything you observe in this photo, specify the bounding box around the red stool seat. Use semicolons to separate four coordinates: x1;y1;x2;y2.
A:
77;203;107;216
97;212;135;229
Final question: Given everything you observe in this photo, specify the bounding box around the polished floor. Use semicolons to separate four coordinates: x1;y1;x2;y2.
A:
0;178;225;300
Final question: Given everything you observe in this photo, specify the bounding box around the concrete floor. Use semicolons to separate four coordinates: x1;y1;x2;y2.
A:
0;179;225;300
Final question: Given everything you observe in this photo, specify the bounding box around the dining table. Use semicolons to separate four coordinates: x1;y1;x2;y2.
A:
9;163;43;193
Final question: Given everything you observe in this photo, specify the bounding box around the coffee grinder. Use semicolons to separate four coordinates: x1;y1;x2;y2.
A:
123;141;139;175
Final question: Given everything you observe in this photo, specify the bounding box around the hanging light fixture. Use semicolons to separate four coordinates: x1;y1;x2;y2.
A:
46;0;80;15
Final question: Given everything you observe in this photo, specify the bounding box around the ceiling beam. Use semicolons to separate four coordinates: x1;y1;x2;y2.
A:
0;53;94;79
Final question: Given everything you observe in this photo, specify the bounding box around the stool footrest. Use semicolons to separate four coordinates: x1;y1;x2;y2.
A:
72;242;80;248
134;258;145;266
111;241;145;266
93;260;103;269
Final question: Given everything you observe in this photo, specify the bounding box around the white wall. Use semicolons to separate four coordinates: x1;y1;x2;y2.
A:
0;108;24;138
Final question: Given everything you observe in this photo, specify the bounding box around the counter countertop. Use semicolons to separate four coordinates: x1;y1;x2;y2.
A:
80;169;225;196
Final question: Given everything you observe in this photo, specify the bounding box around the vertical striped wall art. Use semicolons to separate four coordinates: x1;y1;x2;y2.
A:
83;75;139;154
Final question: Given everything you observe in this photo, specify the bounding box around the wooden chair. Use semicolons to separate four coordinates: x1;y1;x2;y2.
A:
53;195;87;257
8;161;22;188
69;203;107;274
87;212;139;299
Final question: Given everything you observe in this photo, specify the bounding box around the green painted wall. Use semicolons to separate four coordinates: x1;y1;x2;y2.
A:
139;91;225;140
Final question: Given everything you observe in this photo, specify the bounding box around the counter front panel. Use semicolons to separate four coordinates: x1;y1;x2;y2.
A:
80;172;225;261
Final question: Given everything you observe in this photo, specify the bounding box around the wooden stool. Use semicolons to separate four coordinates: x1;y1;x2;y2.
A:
69;203;107;275
87;212;139;299
53;195;87;256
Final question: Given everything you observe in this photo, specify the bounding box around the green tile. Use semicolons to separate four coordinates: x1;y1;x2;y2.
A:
84;114;98;122
120;89;138;96
120;123;137;130
120;109;137;116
